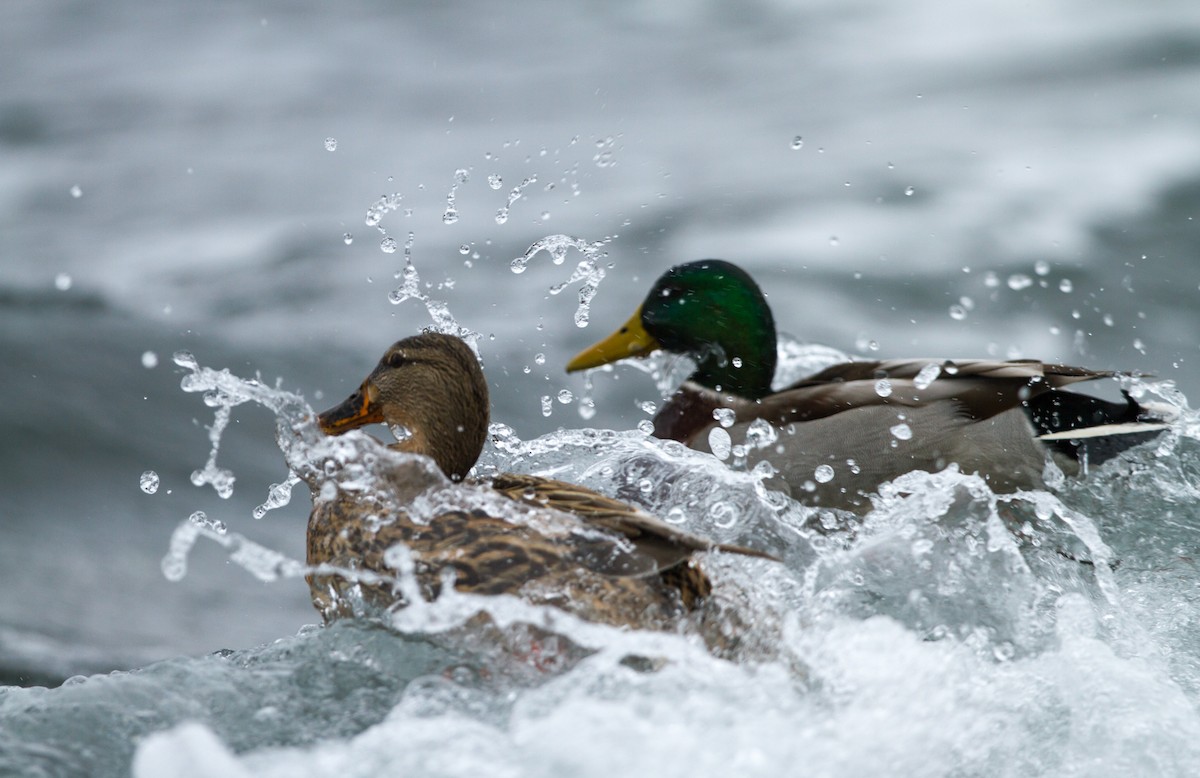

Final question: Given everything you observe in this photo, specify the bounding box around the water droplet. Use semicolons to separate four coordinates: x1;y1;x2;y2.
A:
1034;260;1050;276
731;356;743;368
324;137;337;151
712;407;737;428
874;378;893;398
459;244;471;255
638;478;653;494
541;211;551;221
342;233;353;245
814;464;835;483
534;352;546;365
890;422;913;441
913;363;941;390
495;210;509;225
1059;278;1073;293
708;427;732;460
488;174;503;190
442;208;458;225
380;236;398;253
790;136;804;150
69;185;82;198
577;397;596;420
904;185;915;196
948;304;967;321
637;419;655;434
745;418;777;449
54;273;72;291
509;256;528;274
140;470;160;494
639;401;658;415
829;236;840;247
141;351;159;369
540;395;553;417
188;510;227;535
556;389;573;404
1007;274;1033;290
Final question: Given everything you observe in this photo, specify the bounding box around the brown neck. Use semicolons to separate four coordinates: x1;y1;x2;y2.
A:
653;382;726;444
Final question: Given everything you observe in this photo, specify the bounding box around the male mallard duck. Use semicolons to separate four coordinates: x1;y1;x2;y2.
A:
305;331;771;635
567;259;1171;512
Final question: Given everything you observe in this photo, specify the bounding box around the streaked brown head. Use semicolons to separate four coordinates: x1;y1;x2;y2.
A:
318;332;490;481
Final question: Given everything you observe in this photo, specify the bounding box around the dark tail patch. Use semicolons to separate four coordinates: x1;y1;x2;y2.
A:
1025;390;1162;465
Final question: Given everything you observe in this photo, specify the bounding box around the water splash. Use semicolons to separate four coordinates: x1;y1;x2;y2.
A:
365;192;404;227
442;168;468;224
510;234;613;327
495;175;538;224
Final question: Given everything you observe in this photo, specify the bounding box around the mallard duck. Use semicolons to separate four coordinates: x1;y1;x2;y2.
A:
567;259;1172;512
304;331;772;636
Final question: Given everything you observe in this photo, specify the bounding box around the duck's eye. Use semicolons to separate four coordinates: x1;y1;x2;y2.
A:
386;351;407;368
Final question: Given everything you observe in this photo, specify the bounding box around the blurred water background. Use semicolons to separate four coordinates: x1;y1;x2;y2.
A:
3;0;1200;774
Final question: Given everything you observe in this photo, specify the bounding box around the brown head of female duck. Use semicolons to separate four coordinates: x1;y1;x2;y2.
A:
306;331;773;636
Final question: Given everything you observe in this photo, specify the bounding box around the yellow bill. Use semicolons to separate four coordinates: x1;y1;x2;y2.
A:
566;307;662;372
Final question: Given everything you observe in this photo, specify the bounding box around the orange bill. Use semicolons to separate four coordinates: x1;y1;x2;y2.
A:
317;381;384;434
566;307;661;372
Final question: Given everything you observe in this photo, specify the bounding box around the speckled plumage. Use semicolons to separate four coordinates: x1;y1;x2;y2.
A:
305;333;770;634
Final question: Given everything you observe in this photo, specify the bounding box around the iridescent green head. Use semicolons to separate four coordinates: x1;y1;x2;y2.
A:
567;259;777;398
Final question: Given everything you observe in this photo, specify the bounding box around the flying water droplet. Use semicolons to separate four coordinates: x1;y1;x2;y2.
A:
488;174;503;190
324;137;337;151
636;420;655;434
380;236;398;254
708;427;732;460
54;273;72;291
442;208;458;225
459;244;471;255
1059;278;1073;293
534;352;546;365
343;233;353;245
556;389;573;404
1007;274;1033;291
140;470;160;494
639;401;658;416
949;304;967;321
913;363;941;390
874;378;893;398
814;464;835;483
890;422;913;441
188;510;227;535
540;395;553;417
790;136;804;150
142;351;159;369
745;418;777;449
712;408;737;428
904;185;915;196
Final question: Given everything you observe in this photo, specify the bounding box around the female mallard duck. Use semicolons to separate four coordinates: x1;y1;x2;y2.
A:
567;259;1171;512
305;331;771;635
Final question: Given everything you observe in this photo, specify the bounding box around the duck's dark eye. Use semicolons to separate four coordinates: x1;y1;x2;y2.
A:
386;351;407;368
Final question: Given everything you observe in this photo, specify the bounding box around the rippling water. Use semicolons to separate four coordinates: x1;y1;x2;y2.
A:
4;0;1200;774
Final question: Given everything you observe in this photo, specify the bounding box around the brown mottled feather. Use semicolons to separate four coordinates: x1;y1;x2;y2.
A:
305;333;772;632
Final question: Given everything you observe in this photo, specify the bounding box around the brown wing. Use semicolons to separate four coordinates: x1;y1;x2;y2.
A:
490;472;777;570
761;358;1120;425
